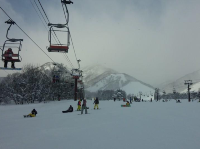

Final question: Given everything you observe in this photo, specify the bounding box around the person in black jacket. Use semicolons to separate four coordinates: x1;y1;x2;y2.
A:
25;109;37;117
62;105;73;113
31;109;37;116
94;97;99;109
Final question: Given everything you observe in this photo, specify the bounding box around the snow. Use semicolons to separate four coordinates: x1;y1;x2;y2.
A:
1;100;200;149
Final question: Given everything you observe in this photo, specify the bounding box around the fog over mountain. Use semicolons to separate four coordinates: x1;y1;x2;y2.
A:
158;69;200;93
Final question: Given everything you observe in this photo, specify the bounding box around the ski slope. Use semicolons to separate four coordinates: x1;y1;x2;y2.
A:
0;100;200;149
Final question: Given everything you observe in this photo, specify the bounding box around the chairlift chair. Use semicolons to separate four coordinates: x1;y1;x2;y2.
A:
1;19;23;64
71;69;81;79
47;0;73;53
47;23;70;53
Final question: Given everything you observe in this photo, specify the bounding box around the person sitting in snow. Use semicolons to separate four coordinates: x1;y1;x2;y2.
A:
67;105;73;112
63;105;73;113
26;109;37;117
126;101;130;106
176;100;181;103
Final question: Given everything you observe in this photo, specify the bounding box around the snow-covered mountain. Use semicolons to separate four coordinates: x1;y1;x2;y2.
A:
83;64;117;84
83;65;155;97
39;62;72;80
159;69;200;93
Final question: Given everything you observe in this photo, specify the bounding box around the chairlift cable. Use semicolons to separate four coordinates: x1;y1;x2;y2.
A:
32;0;48;28
69;31;78;67
37;0;51;23
62;3;68;25
61;3;79;68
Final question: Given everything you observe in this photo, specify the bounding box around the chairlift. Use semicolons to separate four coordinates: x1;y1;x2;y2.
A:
47;24;70;53
1;19;23;69
71;69;81;79
47;0;73;53
52;64;62;83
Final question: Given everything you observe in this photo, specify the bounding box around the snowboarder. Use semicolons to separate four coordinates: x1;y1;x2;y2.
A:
94;97;99;109
77;99;81;111
24;109;37;117
126;101;130;106
81;99;87;114
62;105;73;113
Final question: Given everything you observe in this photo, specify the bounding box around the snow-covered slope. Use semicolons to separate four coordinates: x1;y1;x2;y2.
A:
159;69;200;93
83;65;154;96
0;100;200;149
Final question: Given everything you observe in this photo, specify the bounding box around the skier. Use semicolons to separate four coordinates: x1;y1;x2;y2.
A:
77;99;81;111
4;48;15;68
94;97;99;109
62;105;73;113
81;99;87;114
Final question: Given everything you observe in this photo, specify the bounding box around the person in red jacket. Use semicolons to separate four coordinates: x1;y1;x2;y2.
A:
77;99;81;111
4;48;15;68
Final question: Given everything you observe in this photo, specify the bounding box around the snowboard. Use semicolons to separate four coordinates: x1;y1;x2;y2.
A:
78;113;90;115
62;111;73;113
23;115;31;118
121;105;131;107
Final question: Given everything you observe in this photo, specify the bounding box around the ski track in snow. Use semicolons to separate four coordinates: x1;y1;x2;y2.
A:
0;100;200;149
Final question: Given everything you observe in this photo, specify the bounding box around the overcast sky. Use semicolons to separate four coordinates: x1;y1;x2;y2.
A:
0;0;200;87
